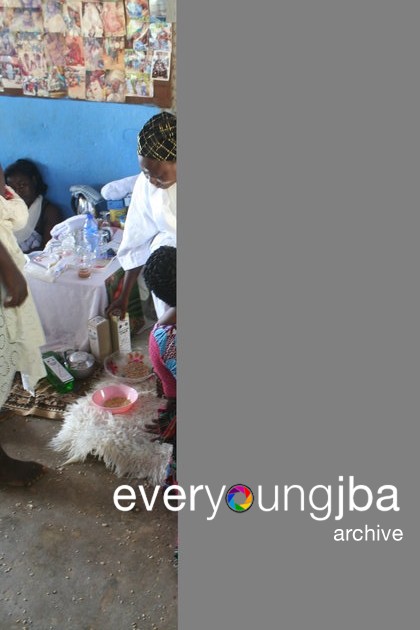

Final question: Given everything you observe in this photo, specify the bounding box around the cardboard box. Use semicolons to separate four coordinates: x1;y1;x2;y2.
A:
106;198;125;210
88;316;112;361
42;352;75;393
110;313;132;353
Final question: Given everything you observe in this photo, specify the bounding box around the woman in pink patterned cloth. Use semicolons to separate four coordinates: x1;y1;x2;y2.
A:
143;246;176;452
143;245;177;566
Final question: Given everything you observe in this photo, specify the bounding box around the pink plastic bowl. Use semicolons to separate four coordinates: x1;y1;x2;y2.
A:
91;384;138;414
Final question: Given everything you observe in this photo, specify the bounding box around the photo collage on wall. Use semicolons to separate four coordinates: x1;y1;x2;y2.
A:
0;0;174;102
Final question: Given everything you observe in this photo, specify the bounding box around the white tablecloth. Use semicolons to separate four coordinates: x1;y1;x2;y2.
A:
26;257;121;352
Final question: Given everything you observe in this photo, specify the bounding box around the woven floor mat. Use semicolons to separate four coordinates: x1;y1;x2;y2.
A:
2;365;106;421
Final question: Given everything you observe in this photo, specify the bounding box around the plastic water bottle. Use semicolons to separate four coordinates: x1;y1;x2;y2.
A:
83;212;99;258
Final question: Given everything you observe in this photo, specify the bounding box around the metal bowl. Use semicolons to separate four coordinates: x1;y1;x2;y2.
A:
104;350;153;383
65;350;96;379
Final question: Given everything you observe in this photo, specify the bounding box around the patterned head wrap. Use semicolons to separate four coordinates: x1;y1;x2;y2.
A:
137;112;177;162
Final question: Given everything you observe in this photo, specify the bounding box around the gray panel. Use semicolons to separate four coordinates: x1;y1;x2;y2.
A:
179;1;420;628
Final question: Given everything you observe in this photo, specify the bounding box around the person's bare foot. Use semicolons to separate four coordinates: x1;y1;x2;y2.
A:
0;447;47;487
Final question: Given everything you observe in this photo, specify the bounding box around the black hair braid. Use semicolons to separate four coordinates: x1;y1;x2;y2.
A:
143;245;176;308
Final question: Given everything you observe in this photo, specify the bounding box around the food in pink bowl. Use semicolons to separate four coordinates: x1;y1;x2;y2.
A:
91;384;138;414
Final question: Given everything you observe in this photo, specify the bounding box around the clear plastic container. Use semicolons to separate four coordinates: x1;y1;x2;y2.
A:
78;253;94;278
83;212;99;258
76;245;94;279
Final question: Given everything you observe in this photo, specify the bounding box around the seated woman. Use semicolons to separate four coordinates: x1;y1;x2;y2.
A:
143;245;177;566
4;158;62;254
142;246;177;470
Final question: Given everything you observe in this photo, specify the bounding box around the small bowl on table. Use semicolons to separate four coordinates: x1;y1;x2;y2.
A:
104;350;153;384
91;384;138;414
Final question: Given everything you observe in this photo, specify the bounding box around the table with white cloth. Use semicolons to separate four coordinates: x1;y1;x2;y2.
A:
25;257;121;352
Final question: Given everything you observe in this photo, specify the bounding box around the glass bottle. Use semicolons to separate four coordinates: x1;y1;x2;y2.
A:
42;352;75;393
76;245;94;279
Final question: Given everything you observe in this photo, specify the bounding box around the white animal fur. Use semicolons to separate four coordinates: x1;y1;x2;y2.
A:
50;379;173;485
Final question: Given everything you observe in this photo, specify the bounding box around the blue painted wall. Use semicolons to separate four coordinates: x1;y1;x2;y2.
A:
0;96;160;217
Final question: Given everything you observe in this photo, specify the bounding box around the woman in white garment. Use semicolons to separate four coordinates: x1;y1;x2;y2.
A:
0;165;47;486
4;158;62;254
107;111;176;321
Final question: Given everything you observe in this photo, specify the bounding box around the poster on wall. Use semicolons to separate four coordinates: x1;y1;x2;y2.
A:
124;45;153;98
149;20;171;50
151;49;169;80
0;0;173;103
149;0;168;22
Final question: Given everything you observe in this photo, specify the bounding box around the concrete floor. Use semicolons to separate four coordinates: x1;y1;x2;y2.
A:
0;332;177;630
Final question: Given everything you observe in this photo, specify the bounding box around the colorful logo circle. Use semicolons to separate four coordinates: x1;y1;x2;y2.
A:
226;485;254;513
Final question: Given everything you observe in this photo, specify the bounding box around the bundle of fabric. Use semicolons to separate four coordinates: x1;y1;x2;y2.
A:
50;378;172;485
100;174;139;201
3;366;104;420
